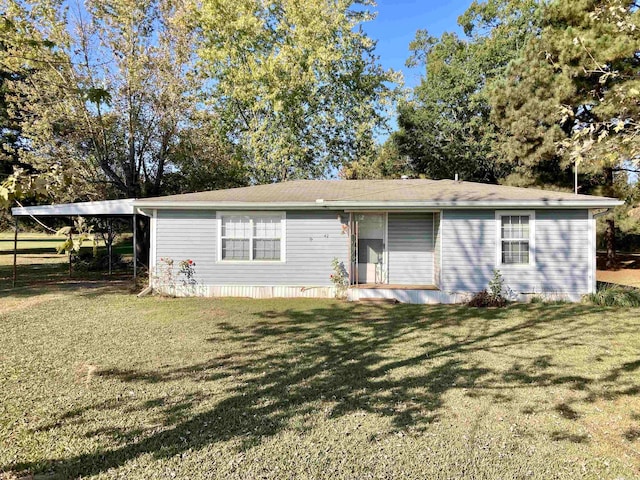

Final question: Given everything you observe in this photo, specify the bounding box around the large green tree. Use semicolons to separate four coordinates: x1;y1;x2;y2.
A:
2;0;399;207
198;0;398;183
340;134;412;179
0;0;78;208
490;0;640;266
490;0;640;189
1;0;245;209
395;0;540;182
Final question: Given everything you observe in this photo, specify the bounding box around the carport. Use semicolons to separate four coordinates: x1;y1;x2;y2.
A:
10;199;149;287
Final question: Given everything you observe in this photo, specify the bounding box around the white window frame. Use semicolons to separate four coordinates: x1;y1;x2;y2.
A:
495;210;535;267
216;211;286;263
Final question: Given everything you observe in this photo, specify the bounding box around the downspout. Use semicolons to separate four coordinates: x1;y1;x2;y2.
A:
137;285;153;297
138;208;156;297
592;208;610;218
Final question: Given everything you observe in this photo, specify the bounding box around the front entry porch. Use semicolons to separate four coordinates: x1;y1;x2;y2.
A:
350;283;439;290
348;211;441;291
347;284;455;304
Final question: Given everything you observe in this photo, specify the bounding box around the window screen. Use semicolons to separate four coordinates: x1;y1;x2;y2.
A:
220;214;283;261
500;215;530;265
358;239;384;264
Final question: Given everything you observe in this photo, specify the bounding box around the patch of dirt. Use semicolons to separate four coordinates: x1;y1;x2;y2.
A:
597;252;640;288
0;294;66;314
0;280;136;314
582;395;640;472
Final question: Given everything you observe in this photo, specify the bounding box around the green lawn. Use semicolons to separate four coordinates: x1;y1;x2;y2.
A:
1;287;639;479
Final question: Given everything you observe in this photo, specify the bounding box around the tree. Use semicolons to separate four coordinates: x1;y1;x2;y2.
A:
395;0;540;182
1;15;24;173
340;134;412;179
1;0;243;210
490;0;640;266
161;119;248;194
0;0;78;210
491;0;639;186
198;0;399;183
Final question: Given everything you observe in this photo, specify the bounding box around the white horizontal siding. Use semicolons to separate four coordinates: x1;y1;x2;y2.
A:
433;212;441;287
154;208;591;300
529;210;589;294
441;210;494;293
155;210;349;286
441;209;590;296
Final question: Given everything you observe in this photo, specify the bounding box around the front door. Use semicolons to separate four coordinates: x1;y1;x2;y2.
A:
354;213;386;284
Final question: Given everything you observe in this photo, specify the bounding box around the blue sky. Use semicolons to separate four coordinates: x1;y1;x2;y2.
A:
360;0;472;138
363;0;471;88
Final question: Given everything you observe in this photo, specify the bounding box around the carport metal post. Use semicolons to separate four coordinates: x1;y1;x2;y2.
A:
68;216;73;277
108;219;112;276
132;214;137;279
12;217;18;288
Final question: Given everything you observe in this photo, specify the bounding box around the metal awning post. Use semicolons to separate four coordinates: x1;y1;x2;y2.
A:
12;217;18;288
132;214;137;280
355;219;359;286
348;212;353;285
108;219;113;276
68;216;73;278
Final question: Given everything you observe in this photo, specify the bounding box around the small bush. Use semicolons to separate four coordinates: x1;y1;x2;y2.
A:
468;289;508;308
153;257;199;296
330;257;349;299
468;269;508;307
488;269;505;301
583;285;640;307
72;250;126;272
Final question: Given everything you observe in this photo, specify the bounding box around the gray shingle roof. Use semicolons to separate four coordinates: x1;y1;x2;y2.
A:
136;179;620;208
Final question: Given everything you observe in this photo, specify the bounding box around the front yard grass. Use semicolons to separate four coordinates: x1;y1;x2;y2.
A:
1;287;639;479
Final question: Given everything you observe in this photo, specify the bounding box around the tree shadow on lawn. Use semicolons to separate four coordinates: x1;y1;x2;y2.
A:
5;302;640;477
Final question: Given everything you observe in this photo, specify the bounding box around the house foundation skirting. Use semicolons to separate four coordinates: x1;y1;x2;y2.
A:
153;284;337;299
151;283;585;303
347;288;460;304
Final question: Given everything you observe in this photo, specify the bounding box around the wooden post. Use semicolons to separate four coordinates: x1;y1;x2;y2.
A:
12;217;18;288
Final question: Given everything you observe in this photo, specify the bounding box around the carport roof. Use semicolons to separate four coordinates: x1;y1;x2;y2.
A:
11;199;138;217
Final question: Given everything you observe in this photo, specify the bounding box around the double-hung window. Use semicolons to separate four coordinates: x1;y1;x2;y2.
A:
497;212;534;266
219;213;284;262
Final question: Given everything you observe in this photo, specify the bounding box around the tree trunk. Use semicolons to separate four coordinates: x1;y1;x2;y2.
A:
605;218;617;270
603;167;617;270
134;215;150;270
603;167;614;195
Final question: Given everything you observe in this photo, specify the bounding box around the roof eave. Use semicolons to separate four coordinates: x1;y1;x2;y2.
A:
133;199;624;210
